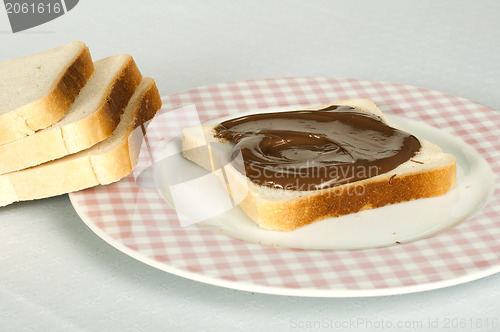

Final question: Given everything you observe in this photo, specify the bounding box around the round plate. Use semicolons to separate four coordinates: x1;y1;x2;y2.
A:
69;77;500;297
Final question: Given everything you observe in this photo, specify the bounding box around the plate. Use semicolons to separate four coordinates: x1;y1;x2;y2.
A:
69;77;500;297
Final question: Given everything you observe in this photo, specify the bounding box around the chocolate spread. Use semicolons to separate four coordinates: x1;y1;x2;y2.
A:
214;105;421;191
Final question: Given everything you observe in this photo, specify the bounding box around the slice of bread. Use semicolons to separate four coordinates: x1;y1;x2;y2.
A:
0;78;162;207
0;41;94;145
182;99;457;231
0;54;142;175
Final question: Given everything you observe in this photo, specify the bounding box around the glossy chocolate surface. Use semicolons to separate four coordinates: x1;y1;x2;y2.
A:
214;105;421;191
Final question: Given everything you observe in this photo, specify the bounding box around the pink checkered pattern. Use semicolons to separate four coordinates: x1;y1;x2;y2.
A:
69;77;500;296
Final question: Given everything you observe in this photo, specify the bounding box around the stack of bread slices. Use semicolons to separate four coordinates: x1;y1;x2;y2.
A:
0;41;162;207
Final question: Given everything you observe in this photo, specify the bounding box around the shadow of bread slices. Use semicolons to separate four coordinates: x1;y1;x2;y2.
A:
182;99;457;231
0;41;94;145
0;78;162;207
0;54;142;175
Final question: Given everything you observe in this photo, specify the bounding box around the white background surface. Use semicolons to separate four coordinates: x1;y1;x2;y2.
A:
1;1;499;331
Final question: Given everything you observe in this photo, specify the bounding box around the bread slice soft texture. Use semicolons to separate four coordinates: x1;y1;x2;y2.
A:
0;54;142;175
0;41;94;145
182;99;457;231
0;78;162;207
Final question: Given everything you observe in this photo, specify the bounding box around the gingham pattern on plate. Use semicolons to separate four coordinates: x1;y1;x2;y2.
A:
69;77;500;297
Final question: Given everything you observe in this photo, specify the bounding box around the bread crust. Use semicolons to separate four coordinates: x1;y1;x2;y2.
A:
0;42;95;145
61;55;143;152
251;161;456;231
92;79;163;184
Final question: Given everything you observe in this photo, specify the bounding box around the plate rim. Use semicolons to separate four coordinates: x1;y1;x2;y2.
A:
70;193;500;297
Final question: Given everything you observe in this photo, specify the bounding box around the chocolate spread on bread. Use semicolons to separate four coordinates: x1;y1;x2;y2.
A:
214;105;421;191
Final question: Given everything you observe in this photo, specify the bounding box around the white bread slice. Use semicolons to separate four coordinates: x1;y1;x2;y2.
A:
182;99;457;231
0;41;94;145
0;54;143;175
0;78;162;207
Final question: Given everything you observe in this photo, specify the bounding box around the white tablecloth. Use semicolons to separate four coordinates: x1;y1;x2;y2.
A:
1;1;499;330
